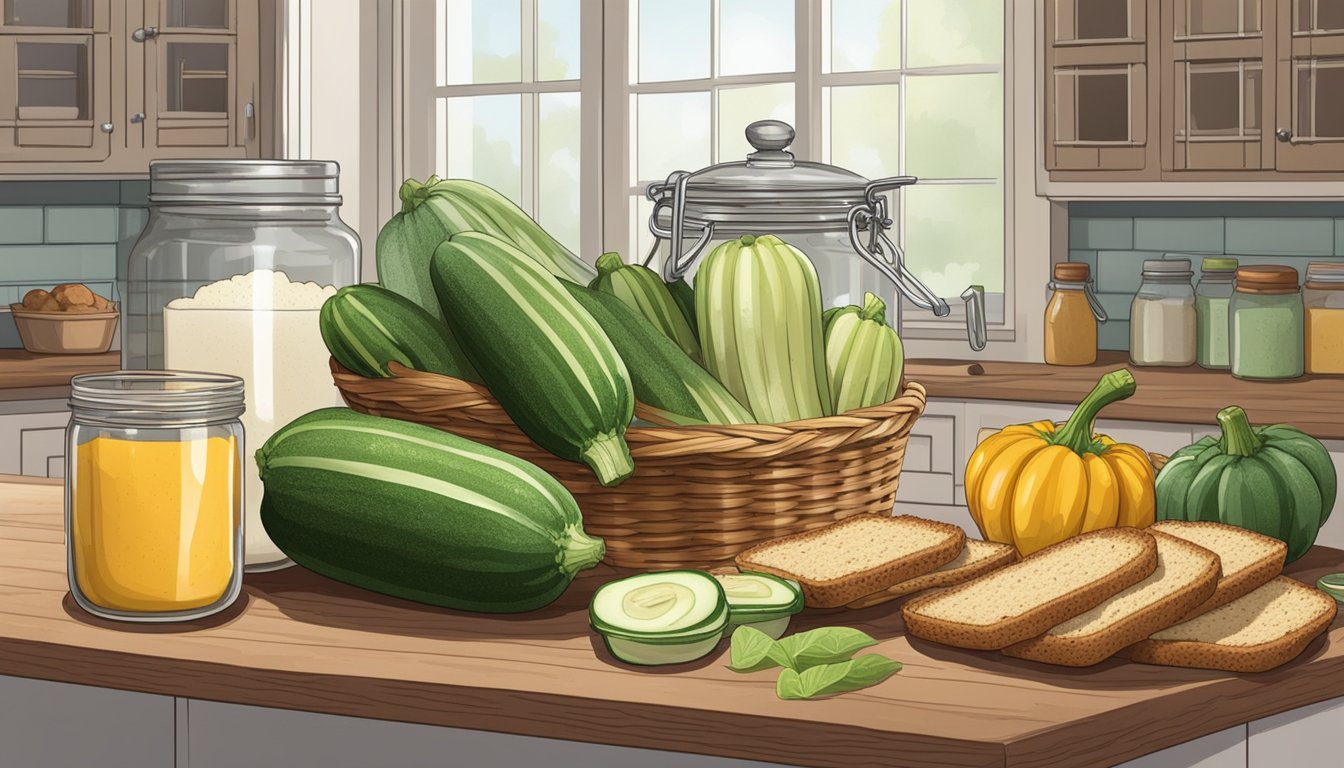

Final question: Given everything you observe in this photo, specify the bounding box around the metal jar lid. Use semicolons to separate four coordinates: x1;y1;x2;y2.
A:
1142;258;1194;278
71;370;246;427
149;159;342;205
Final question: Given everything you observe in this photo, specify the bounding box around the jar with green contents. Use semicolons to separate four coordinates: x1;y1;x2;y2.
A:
1195;257;1237;369
1230;265;1304;380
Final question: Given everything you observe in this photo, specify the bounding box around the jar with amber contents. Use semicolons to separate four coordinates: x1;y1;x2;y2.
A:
66;371;245;622
1045;262;1107;366
1305;262;1344;375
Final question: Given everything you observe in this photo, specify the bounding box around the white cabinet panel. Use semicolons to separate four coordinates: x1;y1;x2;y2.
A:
1118;724;1247;768
0;404;69;477
1249;695;1344;768
20;427;65;478
0;675;174;768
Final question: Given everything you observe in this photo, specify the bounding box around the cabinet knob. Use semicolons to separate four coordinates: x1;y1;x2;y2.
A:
100;122;114;134
1276;128;1293;143
132;26;158;42
130;112;146;124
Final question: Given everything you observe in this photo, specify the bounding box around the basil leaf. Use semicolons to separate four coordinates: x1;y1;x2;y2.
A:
774;627;878;671
776;655;903;701
728;626;784;673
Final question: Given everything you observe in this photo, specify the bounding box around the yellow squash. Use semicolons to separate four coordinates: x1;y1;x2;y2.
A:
965;369;1155;556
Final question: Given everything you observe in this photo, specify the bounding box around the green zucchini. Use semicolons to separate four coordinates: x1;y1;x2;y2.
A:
562;282;754;425
319;284;479;382
256;408;605;613
431;231;636;486
377;176;597;321
666;278;698;337
590;252;702;363
824;292;905;413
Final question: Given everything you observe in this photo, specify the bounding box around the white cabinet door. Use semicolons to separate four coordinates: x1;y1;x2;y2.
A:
1248;696;1344;768
0;402;69;477
0;675;174;767
1117;725;1247;768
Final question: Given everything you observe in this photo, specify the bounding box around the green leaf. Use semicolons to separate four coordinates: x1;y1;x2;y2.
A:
776;655;903;700
774;627;878;672
728;625;787;673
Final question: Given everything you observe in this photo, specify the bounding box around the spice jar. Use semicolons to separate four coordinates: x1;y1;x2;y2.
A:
1231;266;1304;380
66;371;245;622
1195;257;1238;370
1305;262;1344;375
1044;262;1107;366
124;160;360;572
1130;259;1196;367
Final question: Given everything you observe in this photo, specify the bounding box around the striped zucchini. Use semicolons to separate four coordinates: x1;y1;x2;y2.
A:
320;284;479;382
666;278;699;337
431;231;636;486
377;176;597;320
696;234;832;423
257;408;605;613
590;252;702;363
825;292;905;413
563;281;754;425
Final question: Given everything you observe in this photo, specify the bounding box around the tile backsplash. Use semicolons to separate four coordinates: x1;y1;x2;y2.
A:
0;180;149;348
1067;201;1344;352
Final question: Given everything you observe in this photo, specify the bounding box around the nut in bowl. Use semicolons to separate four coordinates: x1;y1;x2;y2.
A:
9;284;120;354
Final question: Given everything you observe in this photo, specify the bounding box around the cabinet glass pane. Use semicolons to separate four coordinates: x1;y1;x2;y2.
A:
4;0;92;28
1055;67;1130;142
1187;0;1260;36
166;0;229;30
1297;0;1344;32
826;83;900;180
906;74;1002;178
718;83;794;161
1054;0;1130;42
17;42;88;120
1297;60;1344;139
635;91;710;182
443;0;522;86
536;0;579;81
904;182;1003;295
442;94;523;206
1185;62;1261;138
719;0;794;76
537;92;581;253
166;42;229;113
908;0;1002;67
829;0;899;73
638;0;709;83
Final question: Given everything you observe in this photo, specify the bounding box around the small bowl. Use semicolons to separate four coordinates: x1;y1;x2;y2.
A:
8;303;119;354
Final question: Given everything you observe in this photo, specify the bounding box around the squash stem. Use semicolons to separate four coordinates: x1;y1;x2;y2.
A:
595;251;625;275
1217;405;1263;457
860;292;887;323
1051;369;1137;455
398;175;442;213
581;433;635;487
558;527;606;575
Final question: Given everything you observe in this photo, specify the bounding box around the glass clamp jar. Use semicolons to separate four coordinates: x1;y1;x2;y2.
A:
1130;259;1196;367
67;371;245;623
123;160;360;572
1231;265;1304;381
1305;262;1344;375
643;120;988;351
1195;257;1238;370
1044;262;1107;366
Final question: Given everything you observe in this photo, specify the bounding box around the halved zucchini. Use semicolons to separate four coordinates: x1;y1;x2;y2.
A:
713;570;804;640
590;571;729;665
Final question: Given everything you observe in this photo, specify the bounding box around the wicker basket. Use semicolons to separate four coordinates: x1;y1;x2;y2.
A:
331;359;927;569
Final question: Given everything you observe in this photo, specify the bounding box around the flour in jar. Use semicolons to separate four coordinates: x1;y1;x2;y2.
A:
163;269;339;571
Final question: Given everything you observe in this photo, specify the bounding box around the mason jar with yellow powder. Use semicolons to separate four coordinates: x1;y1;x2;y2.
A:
66;371;245;622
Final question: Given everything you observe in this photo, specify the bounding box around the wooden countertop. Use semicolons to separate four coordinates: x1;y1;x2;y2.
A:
907;352;1344;439
1;476;1342;768
0;349;118;401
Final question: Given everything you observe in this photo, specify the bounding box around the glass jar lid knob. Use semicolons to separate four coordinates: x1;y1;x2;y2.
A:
746;120;796;167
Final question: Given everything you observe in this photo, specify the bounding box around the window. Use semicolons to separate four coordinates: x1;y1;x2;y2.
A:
406;0;1006;327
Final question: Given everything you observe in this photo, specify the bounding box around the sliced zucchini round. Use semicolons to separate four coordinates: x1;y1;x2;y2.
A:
590;570;727;640
714;571;803;619
603;633;725;666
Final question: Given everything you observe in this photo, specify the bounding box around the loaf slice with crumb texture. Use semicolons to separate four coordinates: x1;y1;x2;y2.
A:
845;539;1018;610
1128;577;1337;673
1147;520;1286;620
734;514;965;608
902;528;1158;651
1002;531;1221;666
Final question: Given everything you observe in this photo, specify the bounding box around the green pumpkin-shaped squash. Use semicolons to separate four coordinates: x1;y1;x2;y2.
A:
1155;406;1337;562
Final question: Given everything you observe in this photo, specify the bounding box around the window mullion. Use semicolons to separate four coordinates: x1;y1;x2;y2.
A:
522;0;537;217
795;0;820;162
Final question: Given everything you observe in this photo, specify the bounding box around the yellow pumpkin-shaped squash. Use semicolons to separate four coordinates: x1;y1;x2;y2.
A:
966;369;1155;556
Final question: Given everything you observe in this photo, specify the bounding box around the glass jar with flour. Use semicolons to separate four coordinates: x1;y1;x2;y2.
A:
123;160;360;572
1130;259;1196;367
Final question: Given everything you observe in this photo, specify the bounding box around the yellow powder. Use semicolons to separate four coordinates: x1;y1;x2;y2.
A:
1306;307;1344;374
73;435;238;612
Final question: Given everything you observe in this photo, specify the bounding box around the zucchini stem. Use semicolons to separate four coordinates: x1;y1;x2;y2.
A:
1051;369;1137;455
595;251;625;275
859;292;887;323
581;433;635;487
558;526;606;575
1217;405;1263;457
398;175;443;213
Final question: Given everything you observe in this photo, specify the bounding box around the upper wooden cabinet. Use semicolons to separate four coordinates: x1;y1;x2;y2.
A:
0;0;263;174
1044;0;1344;180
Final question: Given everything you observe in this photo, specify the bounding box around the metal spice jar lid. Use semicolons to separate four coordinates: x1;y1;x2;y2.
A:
1201;257;1239;272
1053;262;1090;282
1306;262;1344;290
1235;265;1300;295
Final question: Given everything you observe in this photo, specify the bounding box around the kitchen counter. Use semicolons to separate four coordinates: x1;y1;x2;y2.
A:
906;352;1344;439
0;348;118;402
2;476;1344;768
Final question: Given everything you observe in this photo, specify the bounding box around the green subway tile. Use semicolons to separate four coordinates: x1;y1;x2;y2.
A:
46;206;120;243
1066;249;1098;276
0;181;119;206
0;244;117;282
1225;218;1334;256
1095;251;1151;294
1096;292;1134;321
120;180;150;206
0;285;19;304
1069;218;1134;250
0;208;44;244
0;314;18;348
1098;320;1130;351
1133;218;1224;253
